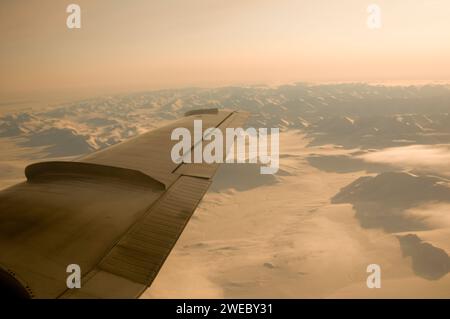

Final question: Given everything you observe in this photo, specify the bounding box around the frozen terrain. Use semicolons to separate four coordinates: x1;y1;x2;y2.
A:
1;83;449;298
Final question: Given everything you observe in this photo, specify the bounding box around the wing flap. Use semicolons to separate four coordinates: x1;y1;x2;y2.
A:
100;175;211;284
62;176;211;298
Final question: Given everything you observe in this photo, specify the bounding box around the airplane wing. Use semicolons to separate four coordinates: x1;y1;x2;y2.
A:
0;109;249;299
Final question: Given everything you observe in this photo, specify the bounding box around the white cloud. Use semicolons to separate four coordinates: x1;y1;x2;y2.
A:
358;145;450;177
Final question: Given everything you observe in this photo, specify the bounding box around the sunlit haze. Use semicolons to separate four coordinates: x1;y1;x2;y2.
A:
1;0;450;99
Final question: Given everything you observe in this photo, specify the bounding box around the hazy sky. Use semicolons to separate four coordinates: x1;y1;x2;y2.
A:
1;0;450;98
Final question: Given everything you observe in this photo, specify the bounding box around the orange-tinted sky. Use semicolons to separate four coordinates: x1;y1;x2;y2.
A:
1;0;450;99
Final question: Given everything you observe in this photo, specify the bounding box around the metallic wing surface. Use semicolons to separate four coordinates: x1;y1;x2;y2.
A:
0;109;249;298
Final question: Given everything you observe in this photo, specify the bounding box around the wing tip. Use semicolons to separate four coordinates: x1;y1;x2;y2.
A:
184;108;219;117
